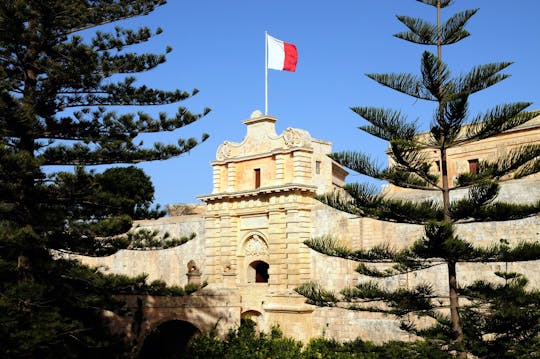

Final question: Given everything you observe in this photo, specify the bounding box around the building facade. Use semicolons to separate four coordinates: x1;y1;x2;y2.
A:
70;111;540;346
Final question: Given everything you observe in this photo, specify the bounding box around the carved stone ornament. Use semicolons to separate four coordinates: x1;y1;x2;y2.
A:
283;128;309;148
244;234;268;256
216;141;232;160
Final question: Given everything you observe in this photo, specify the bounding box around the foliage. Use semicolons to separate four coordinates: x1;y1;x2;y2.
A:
294;281;338;307
186;319;451;359
0;0;209;356
460;273;540;358
305;0;540;357
125;229;196;251
186;319;303;359
0;255;205;358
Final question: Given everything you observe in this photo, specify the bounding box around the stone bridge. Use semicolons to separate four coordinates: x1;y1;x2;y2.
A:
107;288;241;358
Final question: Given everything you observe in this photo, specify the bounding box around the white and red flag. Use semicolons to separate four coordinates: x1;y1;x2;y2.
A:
266;34;298;72
265;33;298;114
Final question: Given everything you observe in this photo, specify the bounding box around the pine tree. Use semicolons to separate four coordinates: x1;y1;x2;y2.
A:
297;0;540;356
0;0;209;356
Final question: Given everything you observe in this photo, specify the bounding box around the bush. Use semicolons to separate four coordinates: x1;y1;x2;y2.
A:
186;319;451;358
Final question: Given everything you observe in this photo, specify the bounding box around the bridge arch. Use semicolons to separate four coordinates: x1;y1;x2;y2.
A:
138;319;200;358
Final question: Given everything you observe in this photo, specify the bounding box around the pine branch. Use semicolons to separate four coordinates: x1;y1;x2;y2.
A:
440;9;477;45
431;95;468;145
383;167;440;190
451;199;540;222
352;106;418;141
455;62;513;95
421;51;450;100
394;15;437;45
39;134;209;165
345;282;436;316
462;105;536;143
60;0;168;36
387;139;440;187
99;52;167;76
294;282;337;307
367;73;437;101
92;26;159;52
58;77;196;108
330;151;383;178
492;144;540;178
417;0;452;9
38;106;211;142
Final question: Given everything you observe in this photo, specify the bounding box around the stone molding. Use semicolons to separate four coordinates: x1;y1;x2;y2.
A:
198;183;317;202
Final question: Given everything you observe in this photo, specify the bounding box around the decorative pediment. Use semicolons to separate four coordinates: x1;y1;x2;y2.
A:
214;111;313;162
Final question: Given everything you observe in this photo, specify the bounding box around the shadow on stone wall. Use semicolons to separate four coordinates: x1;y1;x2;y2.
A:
103;288;241;358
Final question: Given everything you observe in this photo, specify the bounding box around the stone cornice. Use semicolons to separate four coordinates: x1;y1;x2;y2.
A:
197;183;317;202
211;146;314;165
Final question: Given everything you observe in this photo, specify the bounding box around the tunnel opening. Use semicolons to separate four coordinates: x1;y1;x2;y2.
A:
138;320;200;359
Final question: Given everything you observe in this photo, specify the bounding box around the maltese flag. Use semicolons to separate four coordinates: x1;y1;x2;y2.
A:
267;34;298;72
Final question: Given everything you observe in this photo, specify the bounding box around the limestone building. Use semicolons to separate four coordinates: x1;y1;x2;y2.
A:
71;111;540;347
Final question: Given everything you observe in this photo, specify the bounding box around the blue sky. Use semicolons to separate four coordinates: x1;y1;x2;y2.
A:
96;1;540;207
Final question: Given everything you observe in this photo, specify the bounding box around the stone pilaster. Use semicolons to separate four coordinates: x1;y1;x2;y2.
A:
227;162;236;192
275;154;286;181
284;197;313;288
212;166;222;193
219;214;238;285
268;209;287;289
293;151;312;184
204;214;222;283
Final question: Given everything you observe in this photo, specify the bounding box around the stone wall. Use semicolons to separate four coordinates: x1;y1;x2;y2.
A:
67;233;206;287
312;202;539;250
309;249;540;343
311;307;409;344
133;213;205;241
383;175;540;205
311;247;540;295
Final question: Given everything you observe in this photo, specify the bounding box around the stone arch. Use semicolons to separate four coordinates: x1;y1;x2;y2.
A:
248;260;269;283
138;319;200;358
240;232;270;284
241;310;263;329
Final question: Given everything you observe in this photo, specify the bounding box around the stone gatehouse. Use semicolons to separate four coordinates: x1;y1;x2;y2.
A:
71;111;540;347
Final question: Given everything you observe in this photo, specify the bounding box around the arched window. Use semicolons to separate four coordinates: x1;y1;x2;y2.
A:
248;260;269;283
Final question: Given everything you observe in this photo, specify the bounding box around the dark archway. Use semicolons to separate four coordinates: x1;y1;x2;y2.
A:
249;260;269;283
138;320;200;359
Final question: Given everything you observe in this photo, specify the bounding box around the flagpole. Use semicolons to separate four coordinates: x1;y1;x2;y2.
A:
265;31;268;115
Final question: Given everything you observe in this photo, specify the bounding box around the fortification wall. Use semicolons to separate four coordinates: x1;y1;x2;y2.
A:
312;202;539;250
310;250;540;342
311;307;409;344
383;175;540;205
133;213;206;240
66;232;206;287
311;246;540;300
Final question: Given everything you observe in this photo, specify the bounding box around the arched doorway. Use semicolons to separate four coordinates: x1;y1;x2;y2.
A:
249;260;269;283
138;320;200;359
241;310;263;330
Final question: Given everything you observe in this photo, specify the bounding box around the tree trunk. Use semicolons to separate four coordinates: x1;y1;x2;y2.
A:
448;261;465;355
17;43;38;279
440;145;451;222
